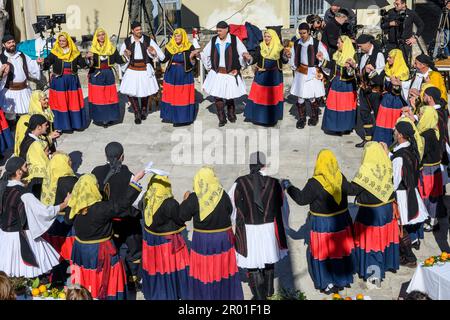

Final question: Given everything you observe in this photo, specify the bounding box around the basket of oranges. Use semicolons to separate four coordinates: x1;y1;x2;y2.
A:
423;252;449;268
332;293;366;300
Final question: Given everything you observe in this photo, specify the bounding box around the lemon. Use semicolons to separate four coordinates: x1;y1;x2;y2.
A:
58;292;66;300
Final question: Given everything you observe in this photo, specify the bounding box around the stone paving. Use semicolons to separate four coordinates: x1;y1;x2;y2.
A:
24;65;450;301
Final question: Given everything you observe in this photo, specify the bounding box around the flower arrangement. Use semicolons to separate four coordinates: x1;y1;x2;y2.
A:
422;252;448;267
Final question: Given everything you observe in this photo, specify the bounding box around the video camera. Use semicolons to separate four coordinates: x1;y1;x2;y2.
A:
32;14;66;36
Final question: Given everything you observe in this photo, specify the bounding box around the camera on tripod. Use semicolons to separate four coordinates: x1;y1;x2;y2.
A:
32;14;67;36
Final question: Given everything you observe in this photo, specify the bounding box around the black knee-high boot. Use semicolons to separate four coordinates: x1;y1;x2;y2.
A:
248;269;266;300
128;96;141;124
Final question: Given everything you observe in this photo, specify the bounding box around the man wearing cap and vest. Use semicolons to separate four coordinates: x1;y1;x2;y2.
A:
201;21;252;127
409;54;447;112
119;21;165;125
289;22;329;129
355;34;386;148
0;34;42;126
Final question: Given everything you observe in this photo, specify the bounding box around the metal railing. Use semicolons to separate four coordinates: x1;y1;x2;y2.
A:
290;0;330;27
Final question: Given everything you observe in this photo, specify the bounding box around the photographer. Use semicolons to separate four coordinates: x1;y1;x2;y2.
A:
381;0;424;66
306;14;325;40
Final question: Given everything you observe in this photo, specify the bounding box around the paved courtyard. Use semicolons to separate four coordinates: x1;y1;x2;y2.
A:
30;67;450;300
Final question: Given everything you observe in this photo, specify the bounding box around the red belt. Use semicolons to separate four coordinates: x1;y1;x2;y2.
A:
99;63;110;70
63;68;72;75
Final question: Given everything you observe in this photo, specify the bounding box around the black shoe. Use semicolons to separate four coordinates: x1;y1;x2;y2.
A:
219;120;227;127
411;241;420;250
355;140;367;148
424;223;440;232
135;118;142;125
296;119;306;129
141;114;147;121
308;118;318;127
400;259;417;268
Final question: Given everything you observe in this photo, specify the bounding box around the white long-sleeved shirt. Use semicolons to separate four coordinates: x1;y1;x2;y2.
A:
289;37;329;81
201;33;249;71
119;36;165;72
358;45;385;75
0;51;41;90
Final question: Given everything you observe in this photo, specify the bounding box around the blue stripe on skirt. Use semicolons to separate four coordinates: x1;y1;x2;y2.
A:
89;69;120;124
244;101;284;125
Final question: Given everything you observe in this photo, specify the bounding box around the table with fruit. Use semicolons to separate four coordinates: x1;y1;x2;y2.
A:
30;278;66;300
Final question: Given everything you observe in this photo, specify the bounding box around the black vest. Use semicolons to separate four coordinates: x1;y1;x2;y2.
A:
0;52;29;88
125;35;154;65
210;34;241;73
294;38;320;68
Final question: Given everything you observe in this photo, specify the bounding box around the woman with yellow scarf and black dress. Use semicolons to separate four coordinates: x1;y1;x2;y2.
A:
41;153;78;263
245;29;289;126
141;175;190;300
348;142;400;282
179;167;243;300
86;28;127;128
68;172;145;300
160;28;199;126
317;35;357;135
15;90;58;157
43;32;87;132
282;150;356;294
373;49;411;146
416;106;445;233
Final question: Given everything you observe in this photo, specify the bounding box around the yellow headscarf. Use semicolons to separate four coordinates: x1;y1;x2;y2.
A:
68;174;103;220
417;105;440;140
353;142;394;203
193;167;224;222
165;28;192;55
90;28;116;57
51;32;80;62
14;115;30;157
25;140;50;182
396;116;425;161
41;153;76;206
260;29;284;61
312;149;343;205
333;35;355;67
144;175;173;227
28;91;54;123
385;49;409;81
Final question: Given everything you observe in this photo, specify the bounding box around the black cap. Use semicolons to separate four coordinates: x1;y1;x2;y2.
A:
26;114;48;131
395;121;415;138
337;8;349;17
216;21;229;29
130;21;141;30
5;157;26;174
356;34;374;44
2;34;14;44
298;22;310;31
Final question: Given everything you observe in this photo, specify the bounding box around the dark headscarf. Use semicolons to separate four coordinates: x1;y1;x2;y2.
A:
249;152;266;214
25;114;48;134
395;121;420;161
103;142;124;186
416;54;437;71
424;86;444;106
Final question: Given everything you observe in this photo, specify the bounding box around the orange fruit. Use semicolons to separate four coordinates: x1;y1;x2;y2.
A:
345;297;352;300
38;285;47;293
356;294;364;300
441;252;448;261
31;288;40;297
332;293;342;300
429;257;435;264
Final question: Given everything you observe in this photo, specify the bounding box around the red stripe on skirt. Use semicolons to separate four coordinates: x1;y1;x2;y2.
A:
310;226;355;261
419;170;444;198
326;89;357;112
354;220;399;253
248;82;284;106
375;105;402;129
0;109;9;130
49;88;84;112
70;261;126;299
88;83;119;105
162;82;195;106
142;239;190;276
42;234;75;262
189;247;239;284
